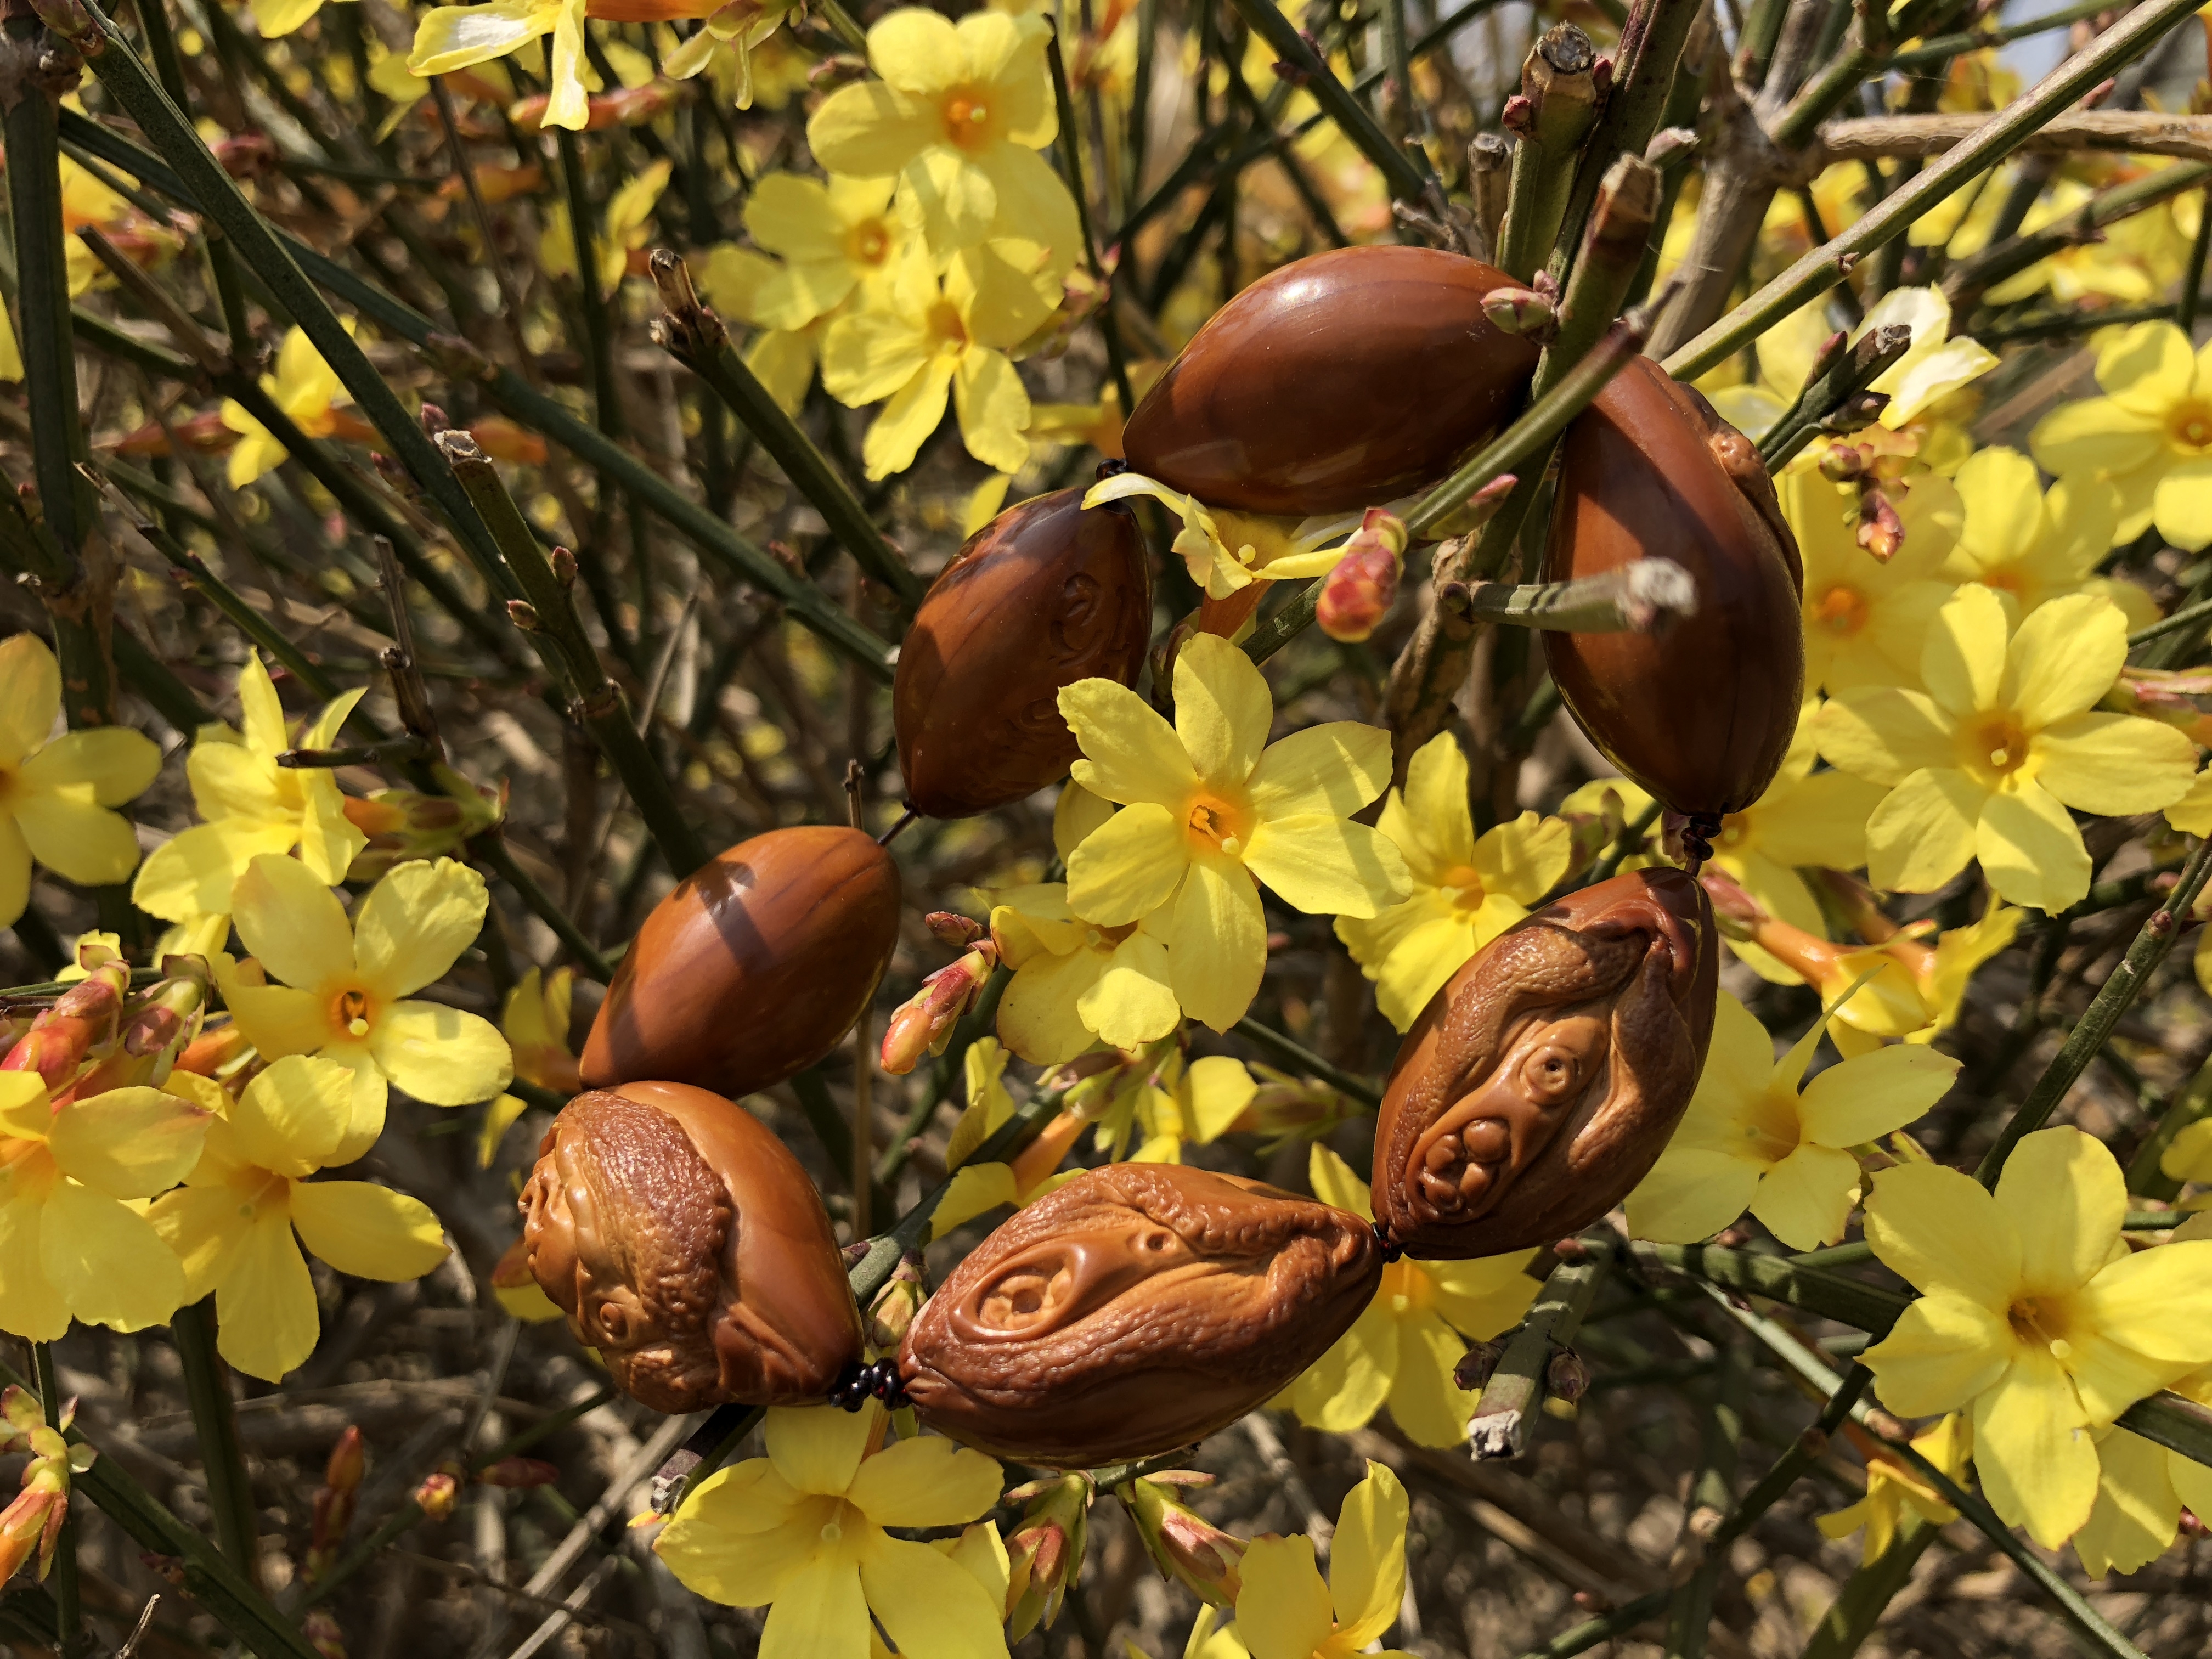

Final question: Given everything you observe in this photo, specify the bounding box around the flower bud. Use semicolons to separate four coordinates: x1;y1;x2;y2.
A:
927;912;985;949
1856;487;1905;562
306;1427;365;1583
1316;509;1407;643
880;945;997;1075
1119;1472;1244;1607
343;768;507;882
1122;245;1540;515
899;1164;1380;1466
411;1471;460;1522
550;545;579;587
1003;1473;1091;1638
1481;285;1558;341
174;1020;251;1079
1545;1346;1590;1402
2;960;128;1092
522;1081;864;1411
304;1609;347;1659
865;1251;927;1352
893;488;1151;819
1453;1339;1505;1392
1818;443;1870;483
506;600;541;630
1373;870;1717;1257
582;827;900;1101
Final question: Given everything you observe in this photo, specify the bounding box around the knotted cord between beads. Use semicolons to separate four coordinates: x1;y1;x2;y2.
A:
1679;811;1723;877
1372;1218;1404;1264
828;1358;910;1412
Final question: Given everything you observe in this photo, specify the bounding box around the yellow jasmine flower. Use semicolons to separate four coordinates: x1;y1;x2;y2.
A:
2160;1116;2212;1186
1859;1128;2212;1548
992;884;1179;1062
662;0;802;107
1813;585;2197;911
148;1057;449;1381
821;250;1032;478
0;1069;211;1340
1942;447;2154;627
477;966;581;1167
132;653;366;939
1058;634;1409;1032
1285;1147;1538;1448
1815;1414;1969;1564
1626;988;1960;1250
656;1397;1010;1659
216;854;514;1114
1780;465;1960;695
2071;1368;2212;1577
0;634;162;927
1852;287;1999;437
1703;702;1886;986
1334;733;1572;1032
1228;1462;1417;1659
1093;1046;1255;1164
249;0;329;38
410;0;592;131
541;159;672;291
736;173;909;330
218;325;374;489
2030;319;2212;551
927;1039;1088;1236
1083;472;1361;606
806;8;1060;256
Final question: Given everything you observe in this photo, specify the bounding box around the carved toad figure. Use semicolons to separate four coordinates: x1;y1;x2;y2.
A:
1372;870;1717;1259
521;1081;862;1412
899;1164;1380;1466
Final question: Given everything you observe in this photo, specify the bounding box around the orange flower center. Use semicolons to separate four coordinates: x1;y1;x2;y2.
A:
2170;402;2212;454
1743;1087;1802;1165
927;301;968;349
1438;864;1488;909
1183;791;1251;857
328;985;377;1041
1810;584;1869;637
2007;1294;2075;1358
1960;712;2031;785
941;89;995;151
846;219;891;268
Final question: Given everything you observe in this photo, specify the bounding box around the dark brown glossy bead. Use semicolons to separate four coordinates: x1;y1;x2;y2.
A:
520;1080;862;1411
1543;355;1805;816
899;1163;1380;1466
895;489;1152;819
1372;870;1718;1259
580;826;899;1099
1122;245;1542;516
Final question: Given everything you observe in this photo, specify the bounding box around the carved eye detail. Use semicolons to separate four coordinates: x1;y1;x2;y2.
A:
1520;1045;1585;1106
1141;1229;1175;1253
597;1303;632;1343
978;1255;1074;1331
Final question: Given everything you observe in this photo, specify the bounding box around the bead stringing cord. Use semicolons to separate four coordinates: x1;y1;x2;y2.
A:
1373;1218;1405;1264
1680;810;1723;876
828;1358;911;1412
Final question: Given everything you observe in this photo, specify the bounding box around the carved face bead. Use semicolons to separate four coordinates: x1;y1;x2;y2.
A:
894;488;1152;819
580;827;900;1100
898;1164;1381;1466
1543;355;1807;816
1372;870;1718;1259
520;1081;862;1412
1121;245;1542;516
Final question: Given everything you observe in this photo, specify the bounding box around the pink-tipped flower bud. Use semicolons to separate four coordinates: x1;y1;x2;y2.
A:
343;768;507;882
412;1471;460;1522
1545;1346;1590;1403
1316;509;1408;644
1453;1339;1505;1392
1004;1474;1091;1640
926;912;985;949
1855;487;1905;562
1119;1472;1244;1608
1818;443;1870;483
304;1609;348;1659
879;945;998;1075
865;1251;927;1352
1481;285;1558;341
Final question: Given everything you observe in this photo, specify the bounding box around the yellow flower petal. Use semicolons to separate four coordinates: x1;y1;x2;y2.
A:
1329;1462;1409;1645
133;820;297;924
0;634;59;768
1795;1043;1959;1148
1867;768;1988;895
847;1433;1003;1529
1383;1312;1478;1449
1065;804;1187;927
0;819;28;929
656;1461;810;1605
2033;712;2198;815
148;1183;256;1303
862;350;958;479
1427;1252;1541;1340
1995;1127;2125;1293
288;1179;450;1280
2006;592;2126;729
1977;781;2091;911
1814;689;1954;788
1307;1143;1371;1218
1863;1289;2015;1418
1626;1146;1764;1244
22;726;160;806
10;792;142;888
232;853;357;992
1864;1161;2018;1304
47;1085;210;1199
1242;814;1408;918
1922;582;2008;717
215;1209;322;1382
1172;634;1273;789
1234;1536;1336;1659
233;1055;360;1178
354;858;488;998
1077;926;1180;1051
2073;1429;2177;1578
1973;1349;2098;1549
759;1551;869;1659
1289;1295;1396;1433
1061;679;1200;808
765;1400;872;1496
370;1001;514;1107
1747;1142;1863;1251
0;1196;67;1341
860;1533;1013;1659
1168;853;1265;1032
40;1180;186;1331
1246;724;1393;820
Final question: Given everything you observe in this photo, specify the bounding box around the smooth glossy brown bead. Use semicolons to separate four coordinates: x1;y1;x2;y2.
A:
1121;245;1541;516
1543;355;1805;816
1372;870;1718;1259
899;1164;1380;1466
580;826;899;1099
895;489;1151;819
520;1080;862;1411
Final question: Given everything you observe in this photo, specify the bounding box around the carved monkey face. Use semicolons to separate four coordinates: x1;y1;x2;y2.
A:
899;1163;1381;1466
1372;870;1717;1259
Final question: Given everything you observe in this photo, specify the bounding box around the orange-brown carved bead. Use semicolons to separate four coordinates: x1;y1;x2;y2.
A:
895;489;1152;819
1372;870;1718;1259
1121;245;1542;516
1543;355;1805;816
580;826;899;1099
899;1164;1380;1466
520;1081;862;1411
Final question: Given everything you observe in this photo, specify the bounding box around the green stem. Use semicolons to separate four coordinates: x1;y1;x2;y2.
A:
1223;0;1429;201
1662;0;2209;380
648;258;923;610
1883;0;2118;69
1048;30;1136;417
1662;1334;1751;1658
1232;1015;1382;1107
1801;1520;1938;1659
1495;27;1602;283
1974;836;2212;1184
2128;1053;2212;1200
173;1300;259;1588
1946;161;2212;311
442;433;712;879
1468;1233;1611;1457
